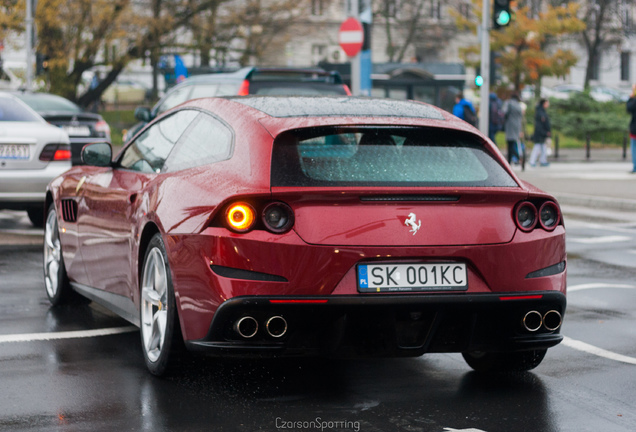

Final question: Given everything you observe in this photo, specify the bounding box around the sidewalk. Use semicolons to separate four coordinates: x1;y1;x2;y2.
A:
513;147;636;221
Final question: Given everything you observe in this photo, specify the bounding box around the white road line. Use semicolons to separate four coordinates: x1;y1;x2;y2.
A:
568;283;636;292
568;235;632;244
0;326;137;344
562;336;636;365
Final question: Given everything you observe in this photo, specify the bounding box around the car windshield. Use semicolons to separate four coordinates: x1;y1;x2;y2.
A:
0;97;42;122
271;127;517;187
16;93;82;113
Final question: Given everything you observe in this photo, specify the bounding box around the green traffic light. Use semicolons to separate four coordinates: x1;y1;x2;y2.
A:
475;76;484;87
495;10;511;26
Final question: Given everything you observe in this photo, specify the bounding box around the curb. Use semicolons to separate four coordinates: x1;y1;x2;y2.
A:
555;192;636;213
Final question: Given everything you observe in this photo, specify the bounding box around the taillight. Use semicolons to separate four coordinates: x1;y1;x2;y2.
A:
237;80;250;96
539;201;560;231
40;144;71;162
262;202;294;233
226;202;256;232
514;201;538;232
95;119;111;139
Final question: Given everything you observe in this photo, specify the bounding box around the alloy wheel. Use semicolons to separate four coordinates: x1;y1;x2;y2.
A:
141;248;169;363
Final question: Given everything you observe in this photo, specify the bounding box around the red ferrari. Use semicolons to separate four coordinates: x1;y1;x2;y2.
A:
44;96;566;375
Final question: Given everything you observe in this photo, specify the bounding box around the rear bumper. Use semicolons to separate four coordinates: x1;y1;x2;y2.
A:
0;162;71;208
184;292;566;358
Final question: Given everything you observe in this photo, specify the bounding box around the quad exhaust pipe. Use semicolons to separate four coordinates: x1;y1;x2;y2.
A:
522;310;562;332
234;315;288;339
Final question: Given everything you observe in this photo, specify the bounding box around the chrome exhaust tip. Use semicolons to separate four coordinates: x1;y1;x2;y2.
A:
523;310;543;332
543;310;562;331
234;316;258;339
266;316;287;338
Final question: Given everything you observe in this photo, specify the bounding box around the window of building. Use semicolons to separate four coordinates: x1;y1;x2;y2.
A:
430;0;441;20
621;52;630;82
591;52;601;81
311;0;323;16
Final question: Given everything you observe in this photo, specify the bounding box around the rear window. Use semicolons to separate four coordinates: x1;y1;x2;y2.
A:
271;127;517;187
16;94;82;113
0;97;42;122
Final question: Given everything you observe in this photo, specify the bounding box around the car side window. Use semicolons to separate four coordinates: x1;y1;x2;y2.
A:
119;110;198;173
164;113;233;172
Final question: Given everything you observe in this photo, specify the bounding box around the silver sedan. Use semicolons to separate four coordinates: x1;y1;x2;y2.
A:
0;92;71;227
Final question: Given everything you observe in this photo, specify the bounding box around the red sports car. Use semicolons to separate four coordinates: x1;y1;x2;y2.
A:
44;96;566;376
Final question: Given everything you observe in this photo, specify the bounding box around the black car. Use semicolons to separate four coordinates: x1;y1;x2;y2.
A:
124;66;351;142
12;91;111;165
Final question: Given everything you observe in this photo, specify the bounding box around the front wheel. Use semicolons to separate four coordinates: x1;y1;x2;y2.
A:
43;206;75;305
462;349;547;373
140;233;184;376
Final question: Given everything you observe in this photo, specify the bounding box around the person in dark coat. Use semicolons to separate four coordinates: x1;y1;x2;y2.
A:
627;84;636;173
529;98;551;167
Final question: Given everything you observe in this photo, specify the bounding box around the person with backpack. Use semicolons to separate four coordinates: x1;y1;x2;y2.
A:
627;83;636;173
452;93;477;127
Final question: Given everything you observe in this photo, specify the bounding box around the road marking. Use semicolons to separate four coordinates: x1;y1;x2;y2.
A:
0;326;137;344
568;283;636;292
568;235;632;244
562;336;636;365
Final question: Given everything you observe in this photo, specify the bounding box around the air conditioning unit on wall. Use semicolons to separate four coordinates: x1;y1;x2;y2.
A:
328;47;344;63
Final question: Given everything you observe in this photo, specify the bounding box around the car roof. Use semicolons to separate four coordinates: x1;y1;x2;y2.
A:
179;96;472;138
227;96;445;119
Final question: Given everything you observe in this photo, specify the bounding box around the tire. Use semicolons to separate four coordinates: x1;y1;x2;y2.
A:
43;206;74;305
28;206;45;228
140;233;184;376
462;349;547;373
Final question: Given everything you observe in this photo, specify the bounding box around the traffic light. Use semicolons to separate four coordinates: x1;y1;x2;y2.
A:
490;51;502;86
474;66;483;87
493;0;511;29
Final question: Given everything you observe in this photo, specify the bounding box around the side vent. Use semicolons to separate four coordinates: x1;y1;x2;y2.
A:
60;199;78;222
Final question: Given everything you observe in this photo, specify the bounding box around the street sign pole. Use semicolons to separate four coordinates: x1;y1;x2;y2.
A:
348;0;360;95
479;0;491;135
359;0;372;97
26;0;33;91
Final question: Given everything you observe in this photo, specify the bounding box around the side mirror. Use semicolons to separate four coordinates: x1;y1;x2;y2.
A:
134;106;152;122
81;142;112;167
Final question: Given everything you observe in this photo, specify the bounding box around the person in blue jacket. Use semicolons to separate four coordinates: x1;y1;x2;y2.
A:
452;93;477;126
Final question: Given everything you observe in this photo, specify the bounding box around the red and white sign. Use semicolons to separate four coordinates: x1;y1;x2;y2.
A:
338;18;364;58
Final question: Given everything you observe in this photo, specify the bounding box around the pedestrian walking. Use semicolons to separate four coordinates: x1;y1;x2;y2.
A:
488;92;504;142
503;92;524;165
529;98;551;167
627;83;636;173
452;93;477;127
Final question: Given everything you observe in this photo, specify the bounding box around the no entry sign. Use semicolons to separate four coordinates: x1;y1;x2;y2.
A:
338;18;364;57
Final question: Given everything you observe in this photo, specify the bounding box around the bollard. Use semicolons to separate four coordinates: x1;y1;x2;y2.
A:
554;134;559;159
624;132;628;160
586;133;591;160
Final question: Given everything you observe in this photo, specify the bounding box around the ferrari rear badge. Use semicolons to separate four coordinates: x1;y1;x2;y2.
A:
404;212;421;235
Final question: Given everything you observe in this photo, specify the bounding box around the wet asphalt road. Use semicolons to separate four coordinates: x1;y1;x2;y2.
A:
1;210;636;432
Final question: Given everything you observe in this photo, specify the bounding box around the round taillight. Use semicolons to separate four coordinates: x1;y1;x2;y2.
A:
262;202;294;233
226;203;256;233
539;201;560;231
515;201;538;232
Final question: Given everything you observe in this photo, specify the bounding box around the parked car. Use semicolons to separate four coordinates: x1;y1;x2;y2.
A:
45;96;566;376
12;91;111;165
102;79;149;104
551;84;629;102
0;92;71;227
124;67;351;142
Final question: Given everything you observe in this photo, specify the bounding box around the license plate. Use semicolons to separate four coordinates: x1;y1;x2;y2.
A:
63;125;90;136
0;144;30;160
357;262;468;292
